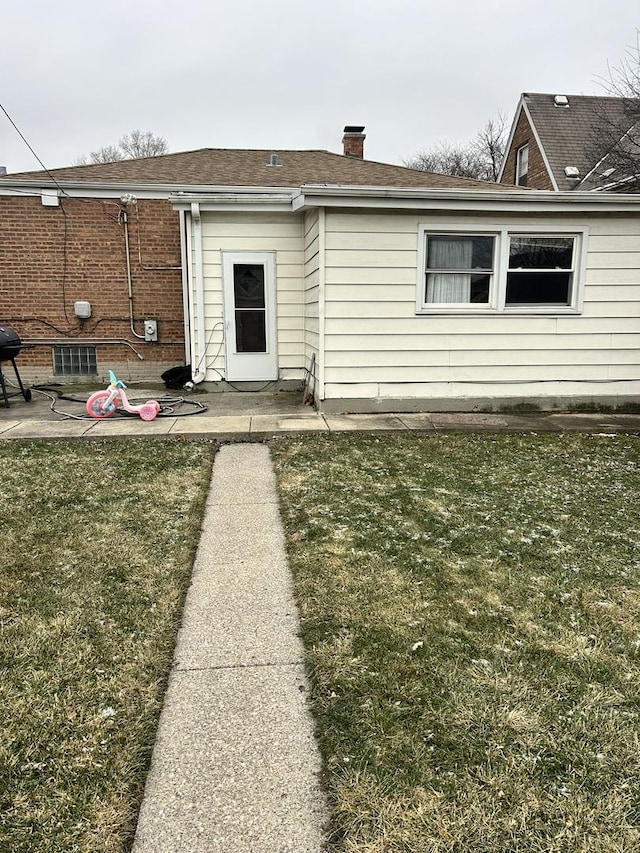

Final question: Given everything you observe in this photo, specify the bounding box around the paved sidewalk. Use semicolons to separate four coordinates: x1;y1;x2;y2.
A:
131;444;327;853
1;408;640;439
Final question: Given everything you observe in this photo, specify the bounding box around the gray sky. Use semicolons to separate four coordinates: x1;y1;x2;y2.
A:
2;0;639;174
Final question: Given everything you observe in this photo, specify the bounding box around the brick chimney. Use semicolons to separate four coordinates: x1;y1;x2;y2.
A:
342;125;365;159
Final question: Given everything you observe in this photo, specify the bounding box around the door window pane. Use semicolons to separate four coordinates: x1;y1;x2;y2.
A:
234;265;265;308
235;310;266;352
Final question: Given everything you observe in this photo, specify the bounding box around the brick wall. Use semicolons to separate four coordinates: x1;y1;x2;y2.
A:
500;109;555;190
0;195;186;382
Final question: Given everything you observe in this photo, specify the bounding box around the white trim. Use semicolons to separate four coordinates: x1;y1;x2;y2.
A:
292;185;640;212
0;181;299;201
416;222;589;315
318;207;326;403
191;203;207;384
497;96;525;183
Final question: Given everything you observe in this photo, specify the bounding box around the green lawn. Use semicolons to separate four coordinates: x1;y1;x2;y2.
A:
0;439;215;853
271;432;640;853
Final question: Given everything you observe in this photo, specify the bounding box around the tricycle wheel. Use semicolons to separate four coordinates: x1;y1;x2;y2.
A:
139;403;159;422
86;390;117;419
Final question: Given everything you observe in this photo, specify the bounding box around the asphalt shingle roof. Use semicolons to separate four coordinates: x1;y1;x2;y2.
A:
523;92;638;191
1;147;514;191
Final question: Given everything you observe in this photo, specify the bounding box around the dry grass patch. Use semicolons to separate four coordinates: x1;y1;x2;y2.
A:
271;432;640;852
0;439;215;853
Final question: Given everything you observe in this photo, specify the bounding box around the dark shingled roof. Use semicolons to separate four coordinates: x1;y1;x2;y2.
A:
523;93;638;191
0;147;515;191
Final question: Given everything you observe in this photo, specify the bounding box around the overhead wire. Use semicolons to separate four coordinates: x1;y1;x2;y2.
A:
0;101;69;197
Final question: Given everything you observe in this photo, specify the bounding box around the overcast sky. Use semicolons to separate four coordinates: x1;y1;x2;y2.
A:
2;0;639;174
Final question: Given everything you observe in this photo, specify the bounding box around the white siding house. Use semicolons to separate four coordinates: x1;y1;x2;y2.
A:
173;186;640;413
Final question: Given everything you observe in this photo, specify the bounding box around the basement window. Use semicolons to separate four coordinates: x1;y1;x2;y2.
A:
53;345;97;376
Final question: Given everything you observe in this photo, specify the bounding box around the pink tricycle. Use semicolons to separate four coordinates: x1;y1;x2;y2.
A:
86;371;161;421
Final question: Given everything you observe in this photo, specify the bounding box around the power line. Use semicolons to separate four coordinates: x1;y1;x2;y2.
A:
0;101;68;197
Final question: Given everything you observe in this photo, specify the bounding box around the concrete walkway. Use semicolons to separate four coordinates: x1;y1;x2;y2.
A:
2;408;640;440
131;444;327;853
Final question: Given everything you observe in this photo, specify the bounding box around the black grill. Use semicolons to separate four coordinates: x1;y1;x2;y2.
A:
0;326;22;361
0;326;32;406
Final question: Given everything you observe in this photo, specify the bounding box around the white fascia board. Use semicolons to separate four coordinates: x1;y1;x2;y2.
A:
0;181;181;199
0;181;299;202
170;191;296;211
496;96;525;182
292;184;640;213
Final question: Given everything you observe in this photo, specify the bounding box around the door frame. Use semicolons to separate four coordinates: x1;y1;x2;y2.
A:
222;251;278;382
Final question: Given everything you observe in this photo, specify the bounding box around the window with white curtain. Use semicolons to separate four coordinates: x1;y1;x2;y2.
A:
417;225;587;314
425;235;493;304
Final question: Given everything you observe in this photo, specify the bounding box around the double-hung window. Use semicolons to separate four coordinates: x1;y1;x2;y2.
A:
424;235;494;305
417;225;587;314
506;236;575;306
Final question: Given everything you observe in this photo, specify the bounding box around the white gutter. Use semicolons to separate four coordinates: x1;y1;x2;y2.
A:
190;202;207;385
170;191;296;213
0;181;300;200
291;184;640;213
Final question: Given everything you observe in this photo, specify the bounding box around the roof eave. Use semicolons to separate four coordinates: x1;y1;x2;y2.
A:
292;184;640;212
0;180;301;200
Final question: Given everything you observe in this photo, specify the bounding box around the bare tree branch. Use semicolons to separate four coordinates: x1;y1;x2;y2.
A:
588;31;640;189
118;130;168;159
89;145;126;164
404;114;507;182
77;131;168;165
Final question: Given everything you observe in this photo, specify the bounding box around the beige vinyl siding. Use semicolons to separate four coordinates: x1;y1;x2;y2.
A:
195;212;305;380
322;210;640;402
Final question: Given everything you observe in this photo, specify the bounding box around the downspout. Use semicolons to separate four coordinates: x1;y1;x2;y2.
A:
179;209;191;364
190;202;207;384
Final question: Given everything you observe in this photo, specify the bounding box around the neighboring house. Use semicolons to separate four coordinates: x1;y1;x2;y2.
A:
499;92;640;192
1;126;639;412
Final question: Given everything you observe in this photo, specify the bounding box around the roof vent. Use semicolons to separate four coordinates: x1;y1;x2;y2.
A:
601;167;616;178
564;166;580;179
554;95;569;107
0;166;6;176
268;153;281;167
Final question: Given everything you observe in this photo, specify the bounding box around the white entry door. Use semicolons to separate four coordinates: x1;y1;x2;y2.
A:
222;252;278;381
